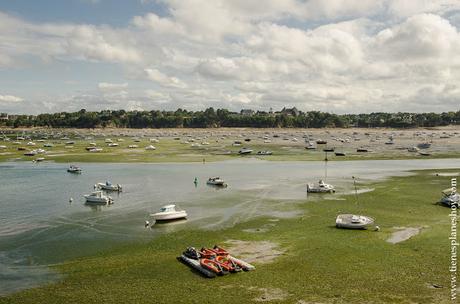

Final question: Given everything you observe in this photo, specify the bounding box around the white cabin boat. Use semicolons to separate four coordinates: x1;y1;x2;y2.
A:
150;204;187;221
67;165;82;173
96;181;122;192
84;191;113;204
207;177;226;186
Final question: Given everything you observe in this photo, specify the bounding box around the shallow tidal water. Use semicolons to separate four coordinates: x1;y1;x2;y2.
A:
0;158;459;295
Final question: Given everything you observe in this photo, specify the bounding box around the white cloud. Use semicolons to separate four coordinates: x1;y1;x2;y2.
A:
98;82;129;91
1;1;460;113
144;68;187;88
0;94;23;103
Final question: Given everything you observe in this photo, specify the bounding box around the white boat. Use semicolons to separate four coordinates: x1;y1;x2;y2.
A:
44;143;54;147
150;204;187;221
108;143;119;147
257;150;273;155
84;191;113;204
305;141;316;149
67;165;82;173
238;148;253;154
97;181;122;192
336;214;375;229
307;180;335;193
145;145;156;150
407;146;419;152
128;145;138;148
207;177;227;186
439;188;459;207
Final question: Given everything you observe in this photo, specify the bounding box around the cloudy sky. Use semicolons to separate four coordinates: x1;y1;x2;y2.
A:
0;0;459;114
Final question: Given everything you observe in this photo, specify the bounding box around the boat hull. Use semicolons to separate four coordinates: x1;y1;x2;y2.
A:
177;255;216;278
336;214;374;229
151;211;187;221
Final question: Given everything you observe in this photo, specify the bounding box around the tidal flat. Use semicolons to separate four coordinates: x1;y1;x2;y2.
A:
1;127;460;163
0;158;459;303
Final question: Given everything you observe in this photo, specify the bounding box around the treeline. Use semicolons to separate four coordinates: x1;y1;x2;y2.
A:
1;108;459;129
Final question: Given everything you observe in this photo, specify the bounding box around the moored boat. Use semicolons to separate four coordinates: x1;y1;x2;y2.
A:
307;180;335;193
97;181;122;192
84;191;113;204
238;148;253;154
439;188;459;207
67;165;82;173
207;177;227;186
150;204;187;221
335;214;374;229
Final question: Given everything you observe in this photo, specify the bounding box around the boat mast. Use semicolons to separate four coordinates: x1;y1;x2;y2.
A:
352;176;359;207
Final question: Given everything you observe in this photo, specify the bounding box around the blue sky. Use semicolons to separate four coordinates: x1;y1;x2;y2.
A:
0;0;459;114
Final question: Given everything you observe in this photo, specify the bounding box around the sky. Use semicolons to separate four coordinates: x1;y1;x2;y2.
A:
0;0;459;114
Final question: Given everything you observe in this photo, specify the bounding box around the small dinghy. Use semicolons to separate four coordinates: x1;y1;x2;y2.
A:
336;214;375;229
97;181;122;192
150;204;187;222
307;179;335;193
207;177;227;187
439;188;459;207
67;165;82;173
84;191;113;204
417;142;431;149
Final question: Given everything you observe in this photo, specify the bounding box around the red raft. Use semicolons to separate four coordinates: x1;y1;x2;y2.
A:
178;245;255;278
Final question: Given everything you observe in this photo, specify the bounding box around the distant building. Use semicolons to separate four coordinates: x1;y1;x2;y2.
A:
240;109;255;116
0;113;8;120
280;107;300;116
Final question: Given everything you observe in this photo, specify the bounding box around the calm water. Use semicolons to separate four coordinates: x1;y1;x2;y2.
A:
0;158;459;295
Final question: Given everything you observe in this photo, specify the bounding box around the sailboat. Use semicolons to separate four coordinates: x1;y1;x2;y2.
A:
335;176;374;229
307;152;335;193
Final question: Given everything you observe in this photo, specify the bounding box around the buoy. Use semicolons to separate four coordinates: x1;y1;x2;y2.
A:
145;220;150;228
69;197;73;203
375;225;380;232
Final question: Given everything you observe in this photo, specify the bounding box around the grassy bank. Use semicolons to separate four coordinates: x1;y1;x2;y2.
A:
1;168;458;303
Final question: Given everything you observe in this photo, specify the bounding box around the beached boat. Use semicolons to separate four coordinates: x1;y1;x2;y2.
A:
439;188;459;207
336;214;375;229
316;139;327;144
150;204;187;221
84;191;113;204
145;145;156;150
96;181;122;192
67;165;82;173
207;177;227;186
335;152;346;156
357;148;370;152
238;148;253;154
257;150;273;155
24;151;37;156
417;143;431;149
419;151;431;156
307;180;335;193
408;146;419;152
323;148;335;152
305;141;316;149
177;248;217;278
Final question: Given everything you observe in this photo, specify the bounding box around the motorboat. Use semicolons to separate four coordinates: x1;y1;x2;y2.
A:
207;177;227;186
84;191;113;204
67;165;82;173
238;148;253;155
96;181;122;192
316;139;327;144
24;151;37;156
323;148;334;152
150;204;187;221
439;188;459;207
335;152;346;156
145;145;156;150
408;146;419;152
357;148;370;152
336;214;375;229
307;180;335;193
